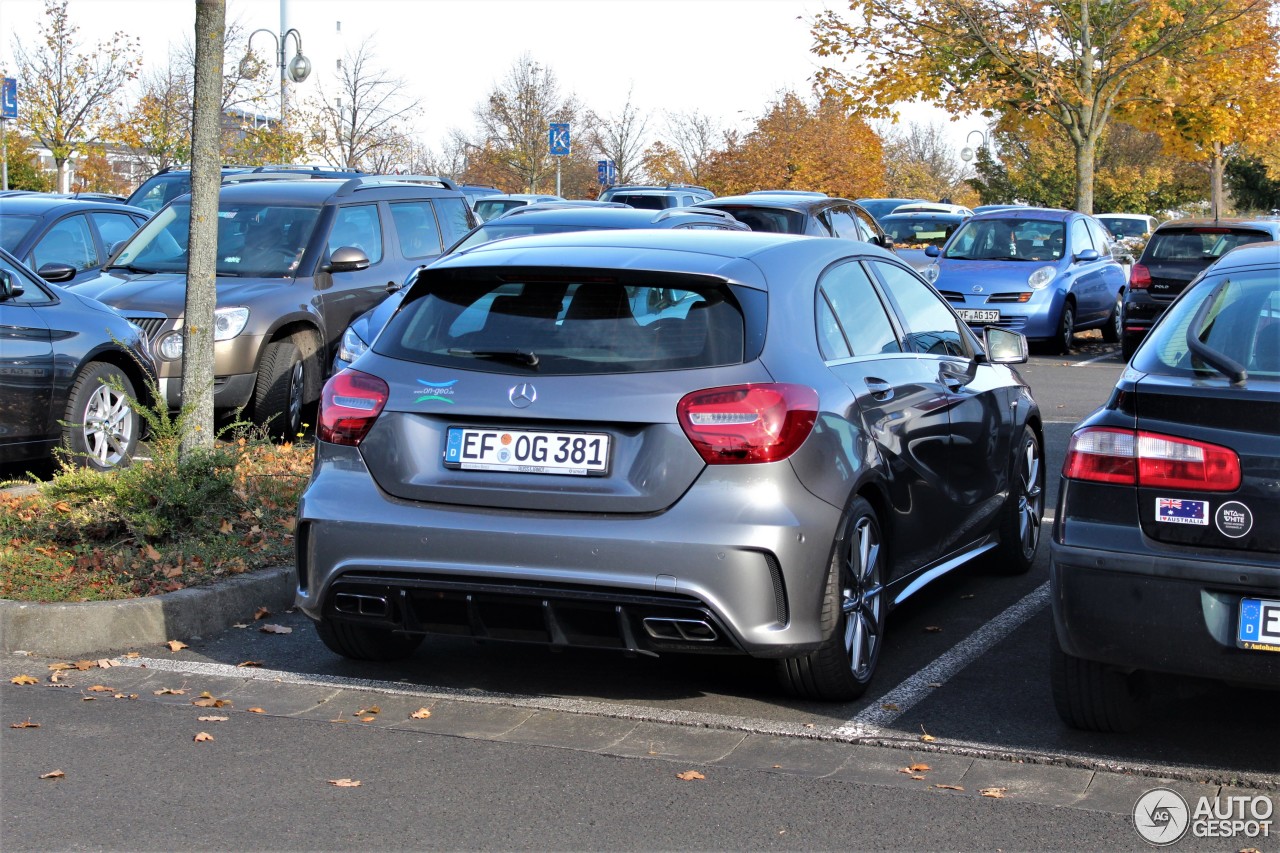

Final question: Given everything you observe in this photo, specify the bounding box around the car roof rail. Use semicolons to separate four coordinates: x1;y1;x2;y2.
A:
220;172;334;185
335;175;460;197
664;183;713;193
653;207;737;223
250;164;364;173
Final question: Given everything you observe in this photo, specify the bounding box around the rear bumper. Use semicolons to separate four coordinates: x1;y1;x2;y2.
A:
295;444;845;657
1050;538;1280;686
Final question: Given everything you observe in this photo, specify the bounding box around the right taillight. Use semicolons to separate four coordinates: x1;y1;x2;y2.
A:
1129;263;1152;290
1063;426;1240;491
677;383;818;464
318;369;389;446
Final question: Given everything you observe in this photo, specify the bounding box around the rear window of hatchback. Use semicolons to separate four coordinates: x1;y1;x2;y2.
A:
374;270;750;375
1145;228;1273;264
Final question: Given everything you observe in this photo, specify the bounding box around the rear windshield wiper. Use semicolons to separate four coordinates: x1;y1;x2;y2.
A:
448;347;540;368
1185;280;1247;384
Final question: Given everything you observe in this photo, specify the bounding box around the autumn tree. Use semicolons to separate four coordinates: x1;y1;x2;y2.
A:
812;0;1270;213
585;87;649;186
647;110;722;186
474;54;585;194
0;131;53;191
304;39;420;170
880;121;977;206
1134;3;1280;217
1226;156;1280;212
10;0;140;191
702;91;885;198
72;147;130;195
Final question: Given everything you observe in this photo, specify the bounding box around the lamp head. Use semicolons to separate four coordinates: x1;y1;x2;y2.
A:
287;53;311;83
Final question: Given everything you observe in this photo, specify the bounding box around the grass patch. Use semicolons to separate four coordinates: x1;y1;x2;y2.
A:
0;392;313;602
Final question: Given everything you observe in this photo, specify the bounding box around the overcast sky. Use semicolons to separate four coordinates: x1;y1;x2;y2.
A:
0;0;971;157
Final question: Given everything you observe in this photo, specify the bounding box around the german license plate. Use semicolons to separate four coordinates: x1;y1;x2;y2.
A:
958;309;1000;323
1237;597;1280;651
444;427;609;476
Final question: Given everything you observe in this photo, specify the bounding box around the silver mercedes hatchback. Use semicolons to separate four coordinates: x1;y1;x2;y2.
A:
295;230;1044;700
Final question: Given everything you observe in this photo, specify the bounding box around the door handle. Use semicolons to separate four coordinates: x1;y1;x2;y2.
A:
864;378;893;400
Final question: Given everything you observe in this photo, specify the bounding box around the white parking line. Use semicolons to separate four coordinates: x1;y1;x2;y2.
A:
831;582;1051;738
1070;352;1121;367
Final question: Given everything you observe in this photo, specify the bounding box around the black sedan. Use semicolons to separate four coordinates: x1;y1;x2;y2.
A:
0;248;155;470
0;195;150;286
1051;240;1280;731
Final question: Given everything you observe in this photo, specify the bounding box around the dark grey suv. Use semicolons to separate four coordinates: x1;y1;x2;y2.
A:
74;176;477;436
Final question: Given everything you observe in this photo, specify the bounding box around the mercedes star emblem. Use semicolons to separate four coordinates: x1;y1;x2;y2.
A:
508;383;537;408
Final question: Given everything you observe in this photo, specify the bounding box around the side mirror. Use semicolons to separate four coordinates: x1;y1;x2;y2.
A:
325;246;371;273
925;245;941;258
107;241;126;258
982;326;1028;364
37;262;77;283
877;234;894;249
1073;248;1100;263
0;269;24;300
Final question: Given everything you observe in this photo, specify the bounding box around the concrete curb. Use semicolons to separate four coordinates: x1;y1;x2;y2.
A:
0;566;296;657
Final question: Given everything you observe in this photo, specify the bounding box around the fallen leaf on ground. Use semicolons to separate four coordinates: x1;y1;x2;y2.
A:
191;693;230;709
46;662;74;671
143;544;162;561
675;770;706;781
40;770;65;779
166;640;188;652
259;624;292;635
920;734;937;743
934;784;964;791
881;703;900;711
193;732;214;742
153;688;185;696
86;685;114;692
9;720;40;728
113;694;139;700
219;519;234;534
253;607;271;620
197;715;229;722
10;675;38;685
236;661;264;668
74;660;95;671
328;778;361;787
924;626;943;633
358;716;376;723
163;566;183;579
354;706;380;716
409;708;432;719
910;775;926;780
54;500;72;513
246;707;266;714
122;652;140;659
906;763;931;773
49;671;66;683
231;623;250;629
96;659;120;668
980;787;1007;798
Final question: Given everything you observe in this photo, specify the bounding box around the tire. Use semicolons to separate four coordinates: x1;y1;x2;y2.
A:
1049;625;1144;732
315;619;423;662
779;497;886;701
988;425;1044;575
254;335;307;439
62;362;139;470
1051;302;1075;355
1121;332;1140;362
1101;294;1122;343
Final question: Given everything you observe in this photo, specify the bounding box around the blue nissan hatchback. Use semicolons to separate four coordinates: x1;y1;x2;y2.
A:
923;208;1127;353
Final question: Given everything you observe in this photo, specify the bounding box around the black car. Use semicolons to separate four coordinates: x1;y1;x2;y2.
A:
332;205;749;372
0;247;155;470
696;193;894;250
876;210;969;271
0;195;150;286
1122;216;1280;359
74;176;477;437
1051;240;1280;732
125;165;366;214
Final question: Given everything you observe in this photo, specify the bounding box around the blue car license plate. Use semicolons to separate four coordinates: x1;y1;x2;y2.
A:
1237;597;1280;652
444;427;610;476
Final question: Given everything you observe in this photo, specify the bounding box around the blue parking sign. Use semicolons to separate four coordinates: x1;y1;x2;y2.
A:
1;78;16;120
549;122;570;157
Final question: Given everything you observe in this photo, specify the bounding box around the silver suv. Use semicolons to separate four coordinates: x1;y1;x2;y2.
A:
73;176;477;436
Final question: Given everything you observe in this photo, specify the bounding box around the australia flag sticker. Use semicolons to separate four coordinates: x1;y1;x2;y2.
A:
1156;497;1208;526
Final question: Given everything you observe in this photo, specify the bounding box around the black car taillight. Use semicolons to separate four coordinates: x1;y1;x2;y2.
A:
677;383;818;464
318;369;388;446
1062;427;1241;491
1129;263;1152;290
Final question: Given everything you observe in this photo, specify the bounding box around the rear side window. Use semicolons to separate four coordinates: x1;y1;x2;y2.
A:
376;271;747;375
1136;269;1280;378
817;261;901;358
31;215;97;271
389;201;443;259
870;261;968;357
434;197;474;248
91;212;143;252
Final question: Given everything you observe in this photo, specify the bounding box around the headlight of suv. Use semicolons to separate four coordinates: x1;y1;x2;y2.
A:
1027;265;1057;290
923;263;940;284
337;324;369;363
154;306;250;361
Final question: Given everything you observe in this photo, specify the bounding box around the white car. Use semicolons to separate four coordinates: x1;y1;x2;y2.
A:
1096;213;1157;240
890;201;975;217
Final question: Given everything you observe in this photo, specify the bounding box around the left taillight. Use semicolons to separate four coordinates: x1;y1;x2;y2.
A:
677;383;818;464
1062;426;1241;491
318;369;389;446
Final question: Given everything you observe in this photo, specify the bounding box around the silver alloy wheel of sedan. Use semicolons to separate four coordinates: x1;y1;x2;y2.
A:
842;513;884;681
82;383;134;467
286;358;305;436
1015;434;1043;558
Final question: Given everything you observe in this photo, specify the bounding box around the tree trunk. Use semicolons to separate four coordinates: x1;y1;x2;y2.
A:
180;0;225;458
56;159;71;193
1210;142;1225;220
1073;138;1094;215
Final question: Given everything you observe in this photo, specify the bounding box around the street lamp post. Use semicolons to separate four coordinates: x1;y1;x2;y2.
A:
248;4;311;130
959;130;989;164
